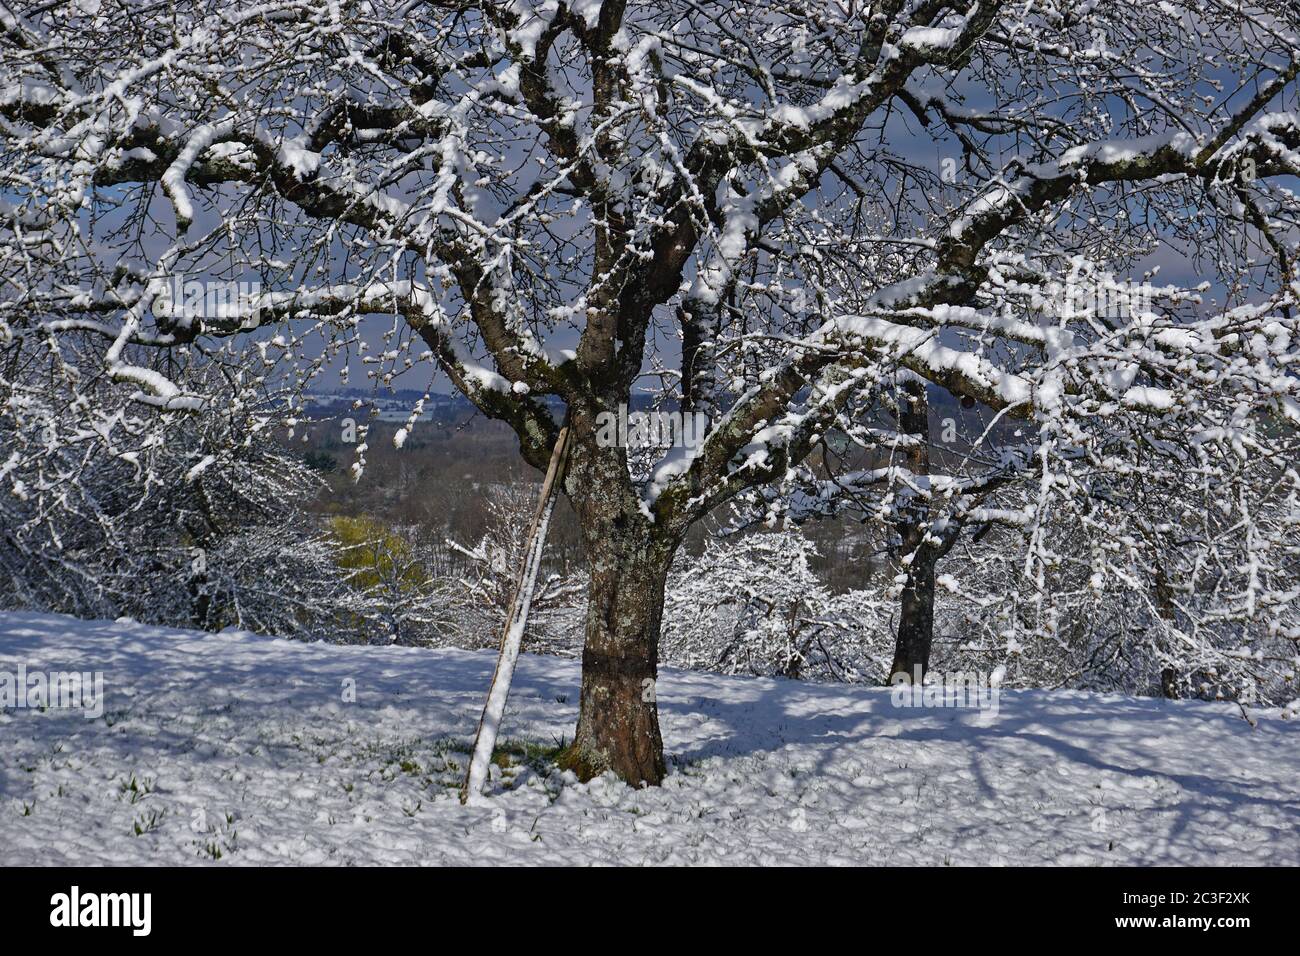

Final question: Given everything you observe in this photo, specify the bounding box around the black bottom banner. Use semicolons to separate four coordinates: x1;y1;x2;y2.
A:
0;864;1284;942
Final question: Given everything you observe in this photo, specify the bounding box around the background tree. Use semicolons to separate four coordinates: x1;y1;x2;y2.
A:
330;515;468;646
0;364;362;639
661;527;892;681
447;481;586;655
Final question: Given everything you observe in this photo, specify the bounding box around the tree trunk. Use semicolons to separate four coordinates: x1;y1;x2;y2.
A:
1155;569;1180;699
560;417;675;786
889;549;937;683
562;540;670;785
887;380;936;685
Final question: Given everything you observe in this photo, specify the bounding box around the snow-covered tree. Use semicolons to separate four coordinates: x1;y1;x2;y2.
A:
0;364;360;639
662;528;891;681
931;441;1300;715
4;0;1300;784
447;481;586;655
329;515;469;646
758;316;1300;700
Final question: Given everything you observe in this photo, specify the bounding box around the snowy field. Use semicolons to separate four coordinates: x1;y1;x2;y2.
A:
1;611;1297;866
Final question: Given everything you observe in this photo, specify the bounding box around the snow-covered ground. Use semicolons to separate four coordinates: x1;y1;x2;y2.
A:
1;611;1297;865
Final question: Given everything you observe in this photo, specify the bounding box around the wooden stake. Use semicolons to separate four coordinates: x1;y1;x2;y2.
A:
461;422;571;803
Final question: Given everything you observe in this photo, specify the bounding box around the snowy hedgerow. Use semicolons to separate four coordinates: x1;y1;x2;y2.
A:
931;461;1300;713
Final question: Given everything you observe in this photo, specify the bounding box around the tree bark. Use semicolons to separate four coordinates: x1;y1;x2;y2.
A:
1154;569;1180;699
563;541;670;785
887;380;937;685
889;548;937;683
560;417;676;786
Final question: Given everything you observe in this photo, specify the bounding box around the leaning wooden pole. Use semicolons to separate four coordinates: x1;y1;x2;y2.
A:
462;422;571;804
